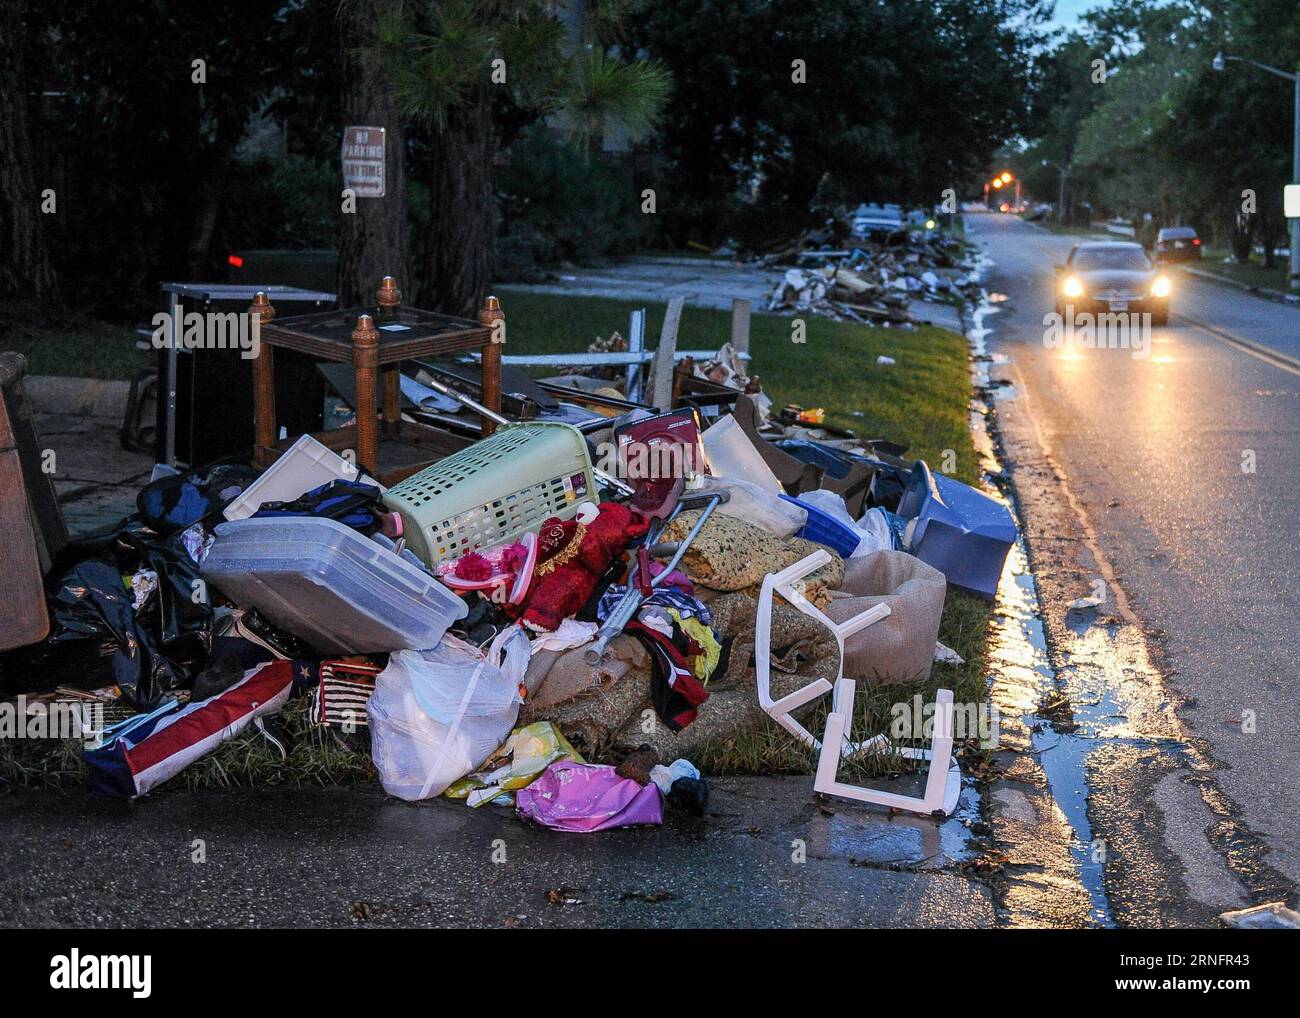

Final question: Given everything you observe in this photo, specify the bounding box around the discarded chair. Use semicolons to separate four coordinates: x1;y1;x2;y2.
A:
754;549;961;817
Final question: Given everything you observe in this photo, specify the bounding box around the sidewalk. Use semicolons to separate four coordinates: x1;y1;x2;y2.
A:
26;375;152;536
0;778;996;928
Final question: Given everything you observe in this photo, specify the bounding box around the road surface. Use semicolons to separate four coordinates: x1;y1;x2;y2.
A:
970;212;1300;914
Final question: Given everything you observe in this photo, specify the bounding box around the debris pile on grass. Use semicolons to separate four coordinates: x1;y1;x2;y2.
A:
765;230;983;325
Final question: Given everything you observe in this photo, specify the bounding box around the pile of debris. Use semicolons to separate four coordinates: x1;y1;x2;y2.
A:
0;288;1017;834
765;230;983;325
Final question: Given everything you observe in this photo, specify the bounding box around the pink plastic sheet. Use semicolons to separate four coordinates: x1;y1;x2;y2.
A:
516;761;663;832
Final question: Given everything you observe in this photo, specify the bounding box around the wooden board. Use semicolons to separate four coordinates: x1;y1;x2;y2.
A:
0;450;49;650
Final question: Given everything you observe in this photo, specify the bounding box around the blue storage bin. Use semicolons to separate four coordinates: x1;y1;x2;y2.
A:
778;494;862;557
895;461;1016;600
776;438;861;479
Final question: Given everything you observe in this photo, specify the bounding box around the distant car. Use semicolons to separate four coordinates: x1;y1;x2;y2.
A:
1054;241;1171;326
1154;225;1201;263
851;203;904;238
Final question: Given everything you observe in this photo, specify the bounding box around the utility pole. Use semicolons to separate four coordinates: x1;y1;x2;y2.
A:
1213;52;1300;290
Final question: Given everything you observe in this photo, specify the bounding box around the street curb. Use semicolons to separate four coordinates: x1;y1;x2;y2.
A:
1182;265;1300;309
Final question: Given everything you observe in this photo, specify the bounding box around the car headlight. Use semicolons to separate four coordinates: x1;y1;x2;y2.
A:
1150;276;1172;298
1061;275;1084;299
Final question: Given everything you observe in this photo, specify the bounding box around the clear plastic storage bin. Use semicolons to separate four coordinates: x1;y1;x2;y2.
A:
202;517;467;653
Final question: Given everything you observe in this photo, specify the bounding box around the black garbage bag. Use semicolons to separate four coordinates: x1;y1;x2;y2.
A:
44;522;213;709
46;559;179;708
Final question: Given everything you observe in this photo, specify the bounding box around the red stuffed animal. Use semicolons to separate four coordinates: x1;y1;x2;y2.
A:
517;502;649;632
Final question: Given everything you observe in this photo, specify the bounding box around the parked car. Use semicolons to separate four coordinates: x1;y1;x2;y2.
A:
1054;240;1172;326
851;203;904;238
1154;226;1201;263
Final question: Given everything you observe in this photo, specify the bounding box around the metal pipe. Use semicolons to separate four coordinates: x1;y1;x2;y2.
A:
422;374;634;496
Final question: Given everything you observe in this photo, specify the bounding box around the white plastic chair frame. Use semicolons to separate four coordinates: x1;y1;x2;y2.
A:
755;549;961;817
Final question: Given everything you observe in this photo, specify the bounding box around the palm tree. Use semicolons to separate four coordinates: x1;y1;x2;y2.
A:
349;0;670;316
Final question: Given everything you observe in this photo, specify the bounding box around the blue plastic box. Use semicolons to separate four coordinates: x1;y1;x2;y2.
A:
895;461;1016;600
778;494;862;557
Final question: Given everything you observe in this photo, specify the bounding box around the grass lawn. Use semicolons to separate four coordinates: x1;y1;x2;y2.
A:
2;289;994;787
0;301;144;380
1191;248;1292;293
498;289;984;487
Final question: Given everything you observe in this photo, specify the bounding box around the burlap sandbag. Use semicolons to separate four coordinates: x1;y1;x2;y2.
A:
520;635;653;758
824;550;946;686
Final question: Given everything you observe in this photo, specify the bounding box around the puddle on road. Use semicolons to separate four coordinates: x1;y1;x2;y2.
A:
966;290;1188;927
966;386;1113;923
801;784;982;871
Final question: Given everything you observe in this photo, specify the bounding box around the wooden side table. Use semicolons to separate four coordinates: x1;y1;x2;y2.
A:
250;277;503;485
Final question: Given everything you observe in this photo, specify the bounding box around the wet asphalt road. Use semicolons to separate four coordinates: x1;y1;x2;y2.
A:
970;213;1300;893
0;780;991;928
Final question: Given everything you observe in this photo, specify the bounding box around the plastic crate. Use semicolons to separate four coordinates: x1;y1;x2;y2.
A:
895;460;1016;600
224;434;383;521
382;422;596;568
779;494;862;557
201;516;467;654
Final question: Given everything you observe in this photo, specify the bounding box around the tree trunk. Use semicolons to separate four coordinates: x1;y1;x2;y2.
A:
418;91;496;318
0;0;58;301
1259;212;1277;268
337;0;406;308
1231;211;1254;263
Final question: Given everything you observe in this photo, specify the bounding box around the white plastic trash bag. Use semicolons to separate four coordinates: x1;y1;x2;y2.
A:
368;627;528;801
855;507;898;555
695;475;807;537
799;489;898;557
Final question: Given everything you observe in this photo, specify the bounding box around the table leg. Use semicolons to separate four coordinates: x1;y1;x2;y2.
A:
252;335;278;468
479;295;504;436
352;314;380;475
382;364;401;433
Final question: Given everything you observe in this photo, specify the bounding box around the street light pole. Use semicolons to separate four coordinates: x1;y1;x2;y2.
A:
1042;159;1067;224
1294;69;1299;289
1213;51;1300;290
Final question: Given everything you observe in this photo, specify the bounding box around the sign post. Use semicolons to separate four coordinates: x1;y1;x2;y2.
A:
341;126;386;198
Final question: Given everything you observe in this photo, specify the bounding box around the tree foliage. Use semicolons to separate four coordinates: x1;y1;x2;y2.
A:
625;0;1050;244
1020;0;1299;251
